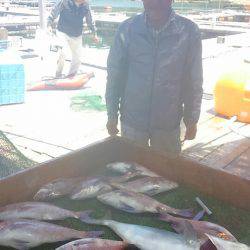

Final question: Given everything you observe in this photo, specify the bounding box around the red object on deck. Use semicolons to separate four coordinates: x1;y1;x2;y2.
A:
28;72;94;91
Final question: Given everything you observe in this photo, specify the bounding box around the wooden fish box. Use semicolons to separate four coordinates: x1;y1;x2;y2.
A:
0;137;249;210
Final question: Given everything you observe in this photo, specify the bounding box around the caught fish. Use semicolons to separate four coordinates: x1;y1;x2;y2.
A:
71;172;138;200
80;211;201;250
70;177;112;200
97;189;193;218
206;234;250;250
106;162;159;177
33;177;86;201
56;238;140;250
111;176;178;196
0;202;87;221
159;214;237;243
0;219;102;249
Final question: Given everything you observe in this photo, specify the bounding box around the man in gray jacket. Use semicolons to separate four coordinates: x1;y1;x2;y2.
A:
105;0;203;156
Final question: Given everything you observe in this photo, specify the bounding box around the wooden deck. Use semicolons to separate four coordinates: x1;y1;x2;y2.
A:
182;98;250;180
0;38;249;180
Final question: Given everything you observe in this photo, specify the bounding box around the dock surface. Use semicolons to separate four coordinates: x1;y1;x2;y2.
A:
0;31;249;180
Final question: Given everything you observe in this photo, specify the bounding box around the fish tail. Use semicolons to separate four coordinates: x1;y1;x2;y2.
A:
193;210;206;221
158;214;185;234
158;206;193;218
70;193;81;200
158;213;174;222
79;210;105;225
174;208;194;218
157;205;193;218
124;244;141;250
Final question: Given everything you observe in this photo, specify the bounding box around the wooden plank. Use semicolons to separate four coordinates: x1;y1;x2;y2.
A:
182;116;245;161
183;116;228;150
200;129;250;169
4;133;71;164
7;135;72;158
3;134;53;164
15;144;53;164
198;98;216;124
225;148;250;180
192;132;243;165
228;123;250;139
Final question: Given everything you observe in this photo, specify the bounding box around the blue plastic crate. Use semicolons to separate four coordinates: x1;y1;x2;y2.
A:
0;41;9;52
0;64;25;105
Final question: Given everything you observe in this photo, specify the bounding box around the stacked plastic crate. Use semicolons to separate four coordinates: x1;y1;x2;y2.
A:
0;48;25;105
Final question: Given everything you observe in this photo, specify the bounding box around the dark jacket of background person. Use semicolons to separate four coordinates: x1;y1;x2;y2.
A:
106;11;203;133
47;0;96;37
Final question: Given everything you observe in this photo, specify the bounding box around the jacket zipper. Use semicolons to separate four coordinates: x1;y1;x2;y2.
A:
148;32;159;135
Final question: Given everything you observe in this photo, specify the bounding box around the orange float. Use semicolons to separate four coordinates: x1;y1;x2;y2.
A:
214;60;250;123
28;72;94;91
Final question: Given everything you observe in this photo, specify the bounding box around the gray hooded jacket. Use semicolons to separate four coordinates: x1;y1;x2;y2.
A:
106;11;203;132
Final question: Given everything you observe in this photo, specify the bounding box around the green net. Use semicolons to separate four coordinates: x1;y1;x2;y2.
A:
0;131;36;179
71;92;106;112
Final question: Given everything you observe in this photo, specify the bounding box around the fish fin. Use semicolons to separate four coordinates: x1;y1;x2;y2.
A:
171;222;183;234
145;190;157;196
79;210;100;224
12;239;30;250
124;244;141;250
200;238;217;250
204;234;240;249
98;185;112;195
158;213;174;222
158;206;193;218
158;214;185;234
193;210;206;221
182;220;198;245
175;209;194;218
120;201;137;213
205;234;237;248
79;210;108;226
109;182;125;190
85;230;103;238
204;234;225;249
145;186;162;196
109;182;134;193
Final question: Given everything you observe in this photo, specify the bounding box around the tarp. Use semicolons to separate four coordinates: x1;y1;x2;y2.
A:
71;91;106;111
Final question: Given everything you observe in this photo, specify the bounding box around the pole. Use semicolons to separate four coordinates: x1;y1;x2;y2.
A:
38;0;46;29
218;0;222;10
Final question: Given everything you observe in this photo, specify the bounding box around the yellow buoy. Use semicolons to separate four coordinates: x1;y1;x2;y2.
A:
214;60;250;123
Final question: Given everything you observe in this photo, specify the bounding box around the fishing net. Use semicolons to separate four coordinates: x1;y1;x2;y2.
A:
71;91;106;112
0;131;36;179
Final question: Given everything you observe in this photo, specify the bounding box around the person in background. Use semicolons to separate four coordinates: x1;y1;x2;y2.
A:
105;0;203;157
47;0;98;77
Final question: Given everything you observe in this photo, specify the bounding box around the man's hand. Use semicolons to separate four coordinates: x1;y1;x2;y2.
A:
106;119;119;136
47;25;53;34
92;34;100;44
184;123;197;141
